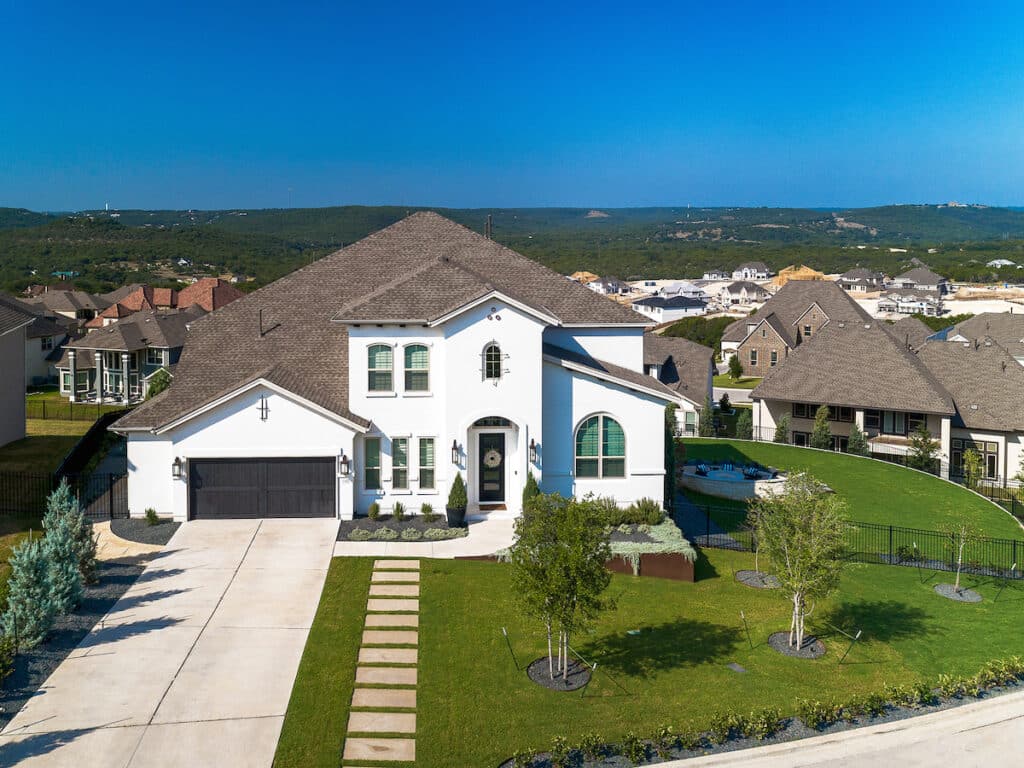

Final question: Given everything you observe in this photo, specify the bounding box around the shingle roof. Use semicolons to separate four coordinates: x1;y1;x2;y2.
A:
893;266;946;285
917;340;1024;431
721;280;870;344
723;280;764;294
25;313;67;340
0;294;36;336
643;334;713;404
632;295;706;309
68;310;196;353
542;343;678;400
881;316;935;352
949;312;1024;356
736;261;770;271
22;290;110;314
840;268;883;281
751;321;955;415
116;213;649;432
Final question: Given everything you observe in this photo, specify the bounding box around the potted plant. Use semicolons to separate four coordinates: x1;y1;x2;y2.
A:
446;473;468;528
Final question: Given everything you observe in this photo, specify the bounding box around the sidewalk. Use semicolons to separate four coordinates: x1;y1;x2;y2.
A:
333;517;514;558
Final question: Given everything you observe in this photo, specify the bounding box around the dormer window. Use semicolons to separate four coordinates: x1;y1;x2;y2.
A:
484;343;502;380
367;344;393;392
404;344;429;392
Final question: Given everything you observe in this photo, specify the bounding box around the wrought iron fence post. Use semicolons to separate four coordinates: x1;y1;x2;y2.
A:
108;474;114;519
888;526;893;563
705;507;710;541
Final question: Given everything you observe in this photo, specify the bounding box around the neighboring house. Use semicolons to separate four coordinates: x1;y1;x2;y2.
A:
24;313;70;386
719;281;769;306
732;261;772;280
90;279;244;328
986;259;1017;268
702;268;730;280
888;265;950;295
112;213;698;522
939;312;1024;366
631;295;707;323
772;264;826;287
659;281;709;301
587;276;630;296
838;268;884;293
0;296;36;448
750;321;1024;485
719;280;871;376
22;290;110;321
57;309;199;404
878;289;944;316
882;316;935;353
643;334;714;436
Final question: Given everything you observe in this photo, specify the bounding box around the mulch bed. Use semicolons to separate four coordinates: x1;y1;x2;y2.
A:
526;656;592;692
934;583;983;603
110;518;181;546
735;569;780;589
0;555;153;728
337;515;457;540
768;631;826;659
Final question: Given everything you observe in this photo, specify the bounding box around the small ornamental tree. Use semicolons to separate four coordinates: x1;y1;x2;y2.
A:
945;521;981;594
774;414;791;444
2;539;57;649
719;392;731;413
664;404;677;515
698;396;716;437
751;473;847;650
727;354;744;381
146;368;171;399
522;471;541;511
962;449;983;492
44;480;98;584
847;422;869;457
447;472;468;510
907;425;940;474
735;409;753;440
810;405;832;451
43;515;83;615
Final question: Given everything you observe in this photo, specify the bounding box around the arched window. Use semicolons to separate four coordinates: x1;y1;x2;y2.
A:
484;343;502;380
575;415;625;478
404;344;429;392
367;344;393;392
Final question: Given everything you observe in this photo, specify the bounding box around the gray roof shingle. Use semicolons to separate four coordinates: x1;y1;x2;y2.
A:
0;294;36;336
643;334;713;404
722;280;870;345
542;343;678;400
881;316;935;352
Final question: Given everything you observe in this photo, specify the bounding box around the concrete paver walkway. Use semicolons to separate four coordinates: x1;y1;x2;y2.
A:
0;518;338;768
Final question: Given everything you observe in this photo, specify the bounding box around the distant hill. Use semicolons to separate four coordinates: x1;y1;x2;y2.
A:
1;204;1023;293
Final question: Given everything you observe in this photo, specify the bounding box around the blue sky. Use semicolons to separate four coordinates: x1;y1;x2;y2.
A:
3;1;1023;210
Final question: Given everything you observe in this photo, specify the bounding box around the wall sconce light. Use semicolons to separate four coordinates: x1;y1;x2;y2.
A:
529;438;538;464
172;457;183;479
451;439;460;464
339;452;351;477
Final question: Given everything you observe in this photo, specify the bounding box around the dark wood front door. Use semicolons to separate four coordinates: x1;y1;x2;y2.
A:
478;433;505;503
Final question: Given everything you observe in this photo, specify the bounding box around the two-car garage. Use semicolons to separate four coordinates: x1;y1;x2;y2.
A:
188;457;336;520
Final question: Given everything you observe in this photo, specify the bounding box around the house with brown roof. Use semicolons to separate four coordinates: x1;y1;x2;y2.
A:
21;290;110;321
90;279;244;328
111;213;707;522
838;267;884;293
942;312;1024;366
732;261;773;280
720;280;871;376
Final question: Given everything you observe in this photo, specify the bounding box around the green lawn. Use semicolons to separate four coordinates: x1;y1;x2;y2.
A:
0;419;92;474
682;439;1024;539
713;374;762;389
275;557;374;768
25;390;124;422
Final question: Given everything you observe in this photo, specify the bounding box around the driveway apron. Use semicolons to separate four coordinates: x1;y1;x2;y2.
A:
0;518;338;768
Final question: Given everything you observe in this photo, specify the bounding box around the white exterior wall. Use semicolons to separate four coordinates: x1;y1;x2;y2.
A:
544;326;646;372
25;336;58;385
541;362;666;507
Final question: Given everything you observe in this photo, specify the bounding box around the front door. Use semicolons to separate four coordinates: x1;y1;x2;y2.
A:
478;433;505;503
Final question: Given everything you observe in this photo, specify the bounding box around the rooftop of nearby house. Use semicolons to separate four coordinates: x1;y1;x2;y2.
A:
736;261;770;272
98;279;245;321
0;294;37;337
22;290;110;314
946;312;1024;353
723;280;764;294
893;266;947;285
722;279;871;345
632;295;706;309
840;267;884;280
64;308;202;355
115;213;656;432
881;316;935;352
643;334;714;404
880;287;943;301
751;321;955;415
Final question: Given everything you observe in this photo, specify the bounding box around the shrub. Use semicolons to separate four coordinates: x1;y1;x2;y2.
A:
576;732;604;760
392;502;406;522
522;471;541;511
424;527;468;540
653;724;678;758
936;674;967;699
621;732;648;764
420;503;438;522
746;707;784;739
1;539;56;649
707;712;746;744
511;748;537;768
0;634;15;683
548;736;571;768
448;473;467;509
400;528;422;541
347;528;373;541
145;508;160;526
603;497;664;526
371;526;398;541
796;699;841;730
44;480;97;584
677;730;703;752
846;691;888;719
884;681;935;709
735;408;753;440
367;502;380;520
42;514;84;615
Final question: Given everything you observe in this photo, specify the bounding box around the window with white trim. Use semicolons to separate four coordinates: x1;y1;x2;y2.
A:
575;415;626;478
484;343;502;380
749;349;758;366
367;345;393;392
419;438;435;489
365;437;382;490
403;345;429;392
392;437;408;489
146;348;164;366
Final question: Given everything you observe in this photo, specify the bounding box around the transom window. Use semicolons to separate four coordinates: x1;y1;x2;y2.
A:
404;345;429;392
365;437;382;490
419;438;435;489
575;415;626;479
392;437;409;489
367;345;393;392
484;343;502;380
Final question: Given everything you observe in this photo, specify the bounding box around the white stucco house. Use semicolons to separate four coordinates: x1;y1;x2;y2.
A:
631;295;707;323
114;213;711;522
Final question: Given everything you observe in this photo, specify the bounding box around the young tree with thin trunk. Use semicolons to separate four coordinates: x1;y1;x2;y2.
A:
774;414;790;444
962;448;983;491
847;422;869;457
698;395;715;437
751;473;847;649
945;521;980;593
907;425;939;474
810;405;832;451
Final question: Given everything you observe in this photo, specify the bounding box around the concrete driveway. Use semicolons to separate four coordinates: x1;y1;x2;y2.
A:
0;518;338;768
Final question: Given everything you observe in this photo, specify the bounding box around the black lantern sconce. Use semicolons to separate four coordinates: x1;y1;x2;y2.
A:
529;438;538;464
339;452;351;477
172;457;184;479
451;439;460;464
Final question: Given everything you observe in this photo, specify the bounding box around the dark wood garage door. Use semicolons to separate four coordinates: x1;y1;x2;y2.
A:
189;458;336;520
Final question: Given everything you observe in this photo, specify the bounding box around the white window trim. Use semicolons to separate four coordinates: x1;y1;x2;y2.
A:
391;435;411;491
574;413;628;480
367;343;395;394
402;343;430;394
416;435;438;492
363;435;383;493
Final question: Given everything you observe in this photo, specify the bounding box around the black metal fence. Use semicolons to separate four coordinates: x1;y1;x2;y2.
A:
690;505;1024;580
25;398;126;422
0;471;128;521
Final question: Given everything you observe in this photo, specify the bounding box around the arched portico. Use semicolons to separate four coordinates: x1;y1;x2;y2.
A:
460;415;527;516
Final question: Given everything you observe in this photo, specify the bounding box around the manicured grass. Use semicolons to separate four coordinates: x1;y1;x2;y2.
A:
417;554;1024;767
713;374;762;389
0;516;43;605
275;557;373;768
25;390;124;421
0;420;91;474
682;439;1024;539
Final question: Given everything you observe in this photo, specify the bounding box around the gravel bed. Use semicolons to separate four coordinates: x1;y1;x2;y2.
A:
110;517;181;546
526;656;592;692
934;583;983;603
609;526;656;544
0;556;152;728
768;631;826;659
735;569;780;589
337;515;458;540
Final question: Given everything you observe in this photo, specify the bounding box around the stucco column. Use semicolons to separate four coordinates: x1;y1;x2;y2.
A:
93;351;103;403
121;352;130;405
854;409;865;429
68;349;77;403
939;416;952;479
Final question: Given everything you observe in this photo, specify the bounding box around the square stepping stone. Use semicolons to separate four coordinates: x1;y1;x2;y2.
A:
352;688;417;709
369;584;420;597
372;571;420;582
367;598;418;612
356;666;417;685
363;630;418;645
347;711;416;734
343;737;415;762
374;559;420;570
365;613;419;628
359;647;417;665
